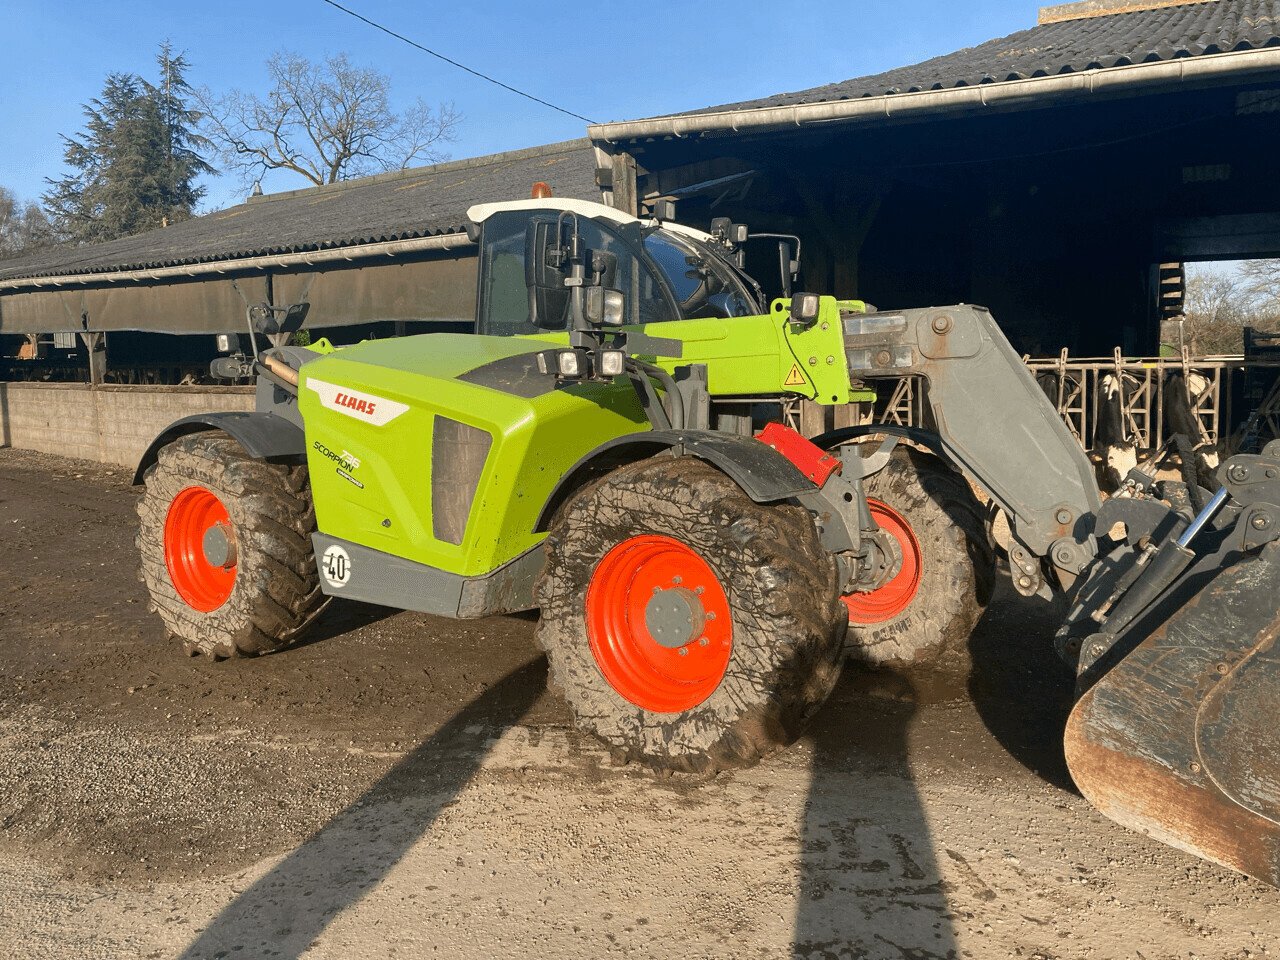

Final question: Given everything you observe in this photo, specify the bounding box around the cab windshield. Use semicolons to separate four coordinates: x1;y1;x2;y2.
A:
643;229;758;319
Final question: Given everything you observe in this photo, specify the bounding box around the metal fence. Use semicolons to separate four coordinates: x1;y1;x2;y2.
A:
783;349;1280;456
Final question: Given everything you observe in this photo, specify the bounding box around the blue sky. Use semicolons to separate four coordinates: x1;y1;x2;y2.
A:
2;0;1042;212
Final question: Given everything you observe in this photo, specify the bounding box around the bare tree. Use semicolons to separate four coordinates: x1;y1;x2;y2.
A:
1240;258;1280;313
1182;267;1280;355
198;52;460;189
0;186;58;259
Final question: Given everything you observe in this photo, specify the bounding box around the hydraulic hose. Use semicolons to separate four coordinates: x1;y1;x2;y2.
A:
632;359;685;430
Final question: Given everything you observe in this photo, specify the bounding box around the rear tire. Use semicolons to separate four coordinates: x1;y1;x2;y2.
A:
535;456;846;774
137;432;325;659
843;446;994;671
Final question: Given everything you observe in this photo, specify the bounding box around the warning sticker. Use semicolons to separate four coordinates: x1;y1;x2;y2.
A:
784;363;808;387
321;544;352;588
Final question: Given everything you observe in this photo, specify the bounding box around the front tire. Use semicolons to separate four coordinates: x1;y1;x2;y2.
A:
137;432;325;658
535;457;846;774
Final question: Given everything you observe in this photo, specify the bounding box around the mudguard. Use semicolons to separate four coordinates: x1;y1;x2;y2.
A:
132;412;306;485
535;429;815;531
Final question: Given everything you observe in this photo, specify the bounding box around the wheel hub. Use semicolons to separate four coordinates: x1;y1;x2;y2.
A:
585;535;733;713
843;498;922;625
201;522;237;569
644;586;706;649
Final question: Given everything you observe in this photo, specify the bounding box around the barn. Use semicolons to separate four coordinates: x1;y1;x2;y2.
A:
2;0;1277;464
589;0;1280;356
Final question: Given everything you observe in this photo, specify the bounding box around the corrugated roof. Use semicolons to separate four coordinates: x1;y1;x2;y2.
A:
682;0;1279;117
0;139;598;283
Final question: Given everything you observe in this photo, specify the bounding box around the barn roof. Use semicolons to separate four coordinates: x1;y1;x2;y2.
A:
703;0;1277;113
0;139;598;285
590;0;1280;140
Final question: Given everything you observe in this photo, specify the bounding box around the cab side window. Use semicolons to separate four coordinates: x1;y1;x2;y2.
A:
477;213;537;337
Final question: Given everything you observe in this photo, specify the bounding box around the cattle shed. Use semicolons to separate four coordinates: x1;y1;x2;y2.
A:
589;0;1280;356
0;139;598;383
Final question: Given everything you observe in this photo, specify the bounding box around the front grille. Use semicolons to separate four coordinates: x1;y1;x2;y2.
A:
431;417;493;545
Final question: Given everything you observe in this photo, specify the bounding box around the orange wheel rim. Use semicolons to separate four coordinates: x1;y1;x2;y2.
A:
843;499;922;625
164;486;236;612
585;535;733;713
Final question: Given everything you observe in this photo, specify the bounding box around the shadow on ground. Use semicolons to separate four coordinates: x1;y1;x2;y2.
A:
176;659;547;960
967;581;1077;790
795;668;958;959
177;584;1068;960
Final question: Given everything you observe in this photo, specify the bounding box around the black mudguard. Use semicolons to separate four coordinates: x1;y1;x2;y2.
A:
132;412;306;485
535;429;815;532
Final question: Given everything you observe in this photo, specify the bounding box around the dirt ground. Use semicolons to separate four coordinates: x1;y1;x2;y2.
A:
0;446;1277;960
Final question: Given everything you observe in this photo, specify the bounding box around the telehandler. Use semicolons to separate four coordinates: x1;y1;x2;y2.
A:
135;195;1280;886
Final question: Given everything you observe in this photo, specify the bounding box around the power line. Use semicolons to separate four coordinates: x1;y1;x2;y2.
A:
319;0;596;124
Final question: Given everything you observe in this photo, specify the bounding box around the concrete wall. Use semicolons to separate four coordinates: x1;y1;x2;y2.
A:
0;382;255;468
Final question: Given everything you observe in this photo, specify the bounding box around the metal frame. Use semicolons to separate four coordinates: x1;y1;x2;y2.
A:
843;349;1280;457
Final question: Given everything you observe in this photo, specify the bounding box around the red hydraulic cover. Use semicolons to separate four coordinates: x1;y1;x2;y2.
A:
755;422;841;487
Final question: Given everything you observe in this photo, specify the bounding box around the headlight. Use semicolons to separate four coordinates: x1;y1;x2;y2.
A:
556;349;582;378
585;287;626;326
598;349;626;378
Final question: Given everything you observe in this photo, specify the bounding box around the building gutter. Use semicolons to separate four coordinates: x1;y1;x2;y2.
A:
0;231;475;292
589;47;1280;143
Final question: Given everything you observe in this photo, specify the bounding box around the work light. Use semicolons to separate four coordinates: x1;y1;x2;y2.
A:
585;287;626;326
556;349;582;378
598;349;626;378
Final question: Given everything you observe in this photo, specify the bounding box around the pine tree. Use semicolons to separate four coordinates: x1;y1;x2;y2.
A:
146;42;215;221
43;45;213;244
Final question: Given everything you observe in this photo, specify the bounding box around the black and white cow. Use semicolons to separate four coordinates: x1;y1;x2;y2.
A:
1095;373;1138;492
1164;371;1220;489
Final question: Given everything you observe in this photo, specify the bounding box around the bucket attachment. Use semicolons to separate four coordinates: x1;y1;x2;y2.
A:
1065;539;1280;886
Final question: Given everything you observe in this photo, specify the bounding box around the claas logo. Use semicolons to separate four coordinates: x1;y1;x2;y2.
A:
335;392;377;416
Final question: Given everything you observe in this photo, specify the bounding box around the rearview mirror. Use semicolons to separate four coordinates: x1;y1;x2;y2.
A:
525;218;571;329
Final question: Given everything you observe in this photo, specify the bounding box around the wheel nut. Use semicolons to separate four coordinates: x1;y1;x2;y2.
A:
699;637;709;647
1216;663;1229;675
678;647;689;657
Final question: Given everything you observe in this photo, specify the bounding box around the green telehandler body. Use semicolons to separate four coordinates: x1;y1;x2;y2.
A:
134;195;1280;888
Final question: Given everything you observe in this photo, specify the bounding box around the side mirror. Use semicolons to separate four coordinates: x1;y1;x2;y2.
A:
585;287;626;327
525;218;572;329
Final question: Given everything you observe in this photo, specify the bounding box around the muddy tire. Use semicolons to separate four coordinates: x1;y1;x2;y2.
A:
535;456;846;774
137;431;325;659
843;446;994;670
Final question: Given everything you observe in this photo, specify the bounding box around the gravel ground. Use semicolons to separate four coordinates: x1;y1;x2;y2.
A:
0;446;1277;960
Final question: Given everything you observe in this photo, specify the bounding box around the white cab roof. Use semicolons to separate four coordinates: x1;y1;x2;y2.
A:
466;198;714;244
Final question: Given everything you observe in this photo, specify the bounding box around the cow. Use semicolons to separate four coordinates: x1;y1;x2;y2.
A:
1164;371;1220;490
1095;372;1139;492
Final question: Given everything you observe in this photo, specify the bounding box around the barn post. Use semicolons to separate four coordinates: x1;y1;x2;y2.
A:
79;329;107;385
